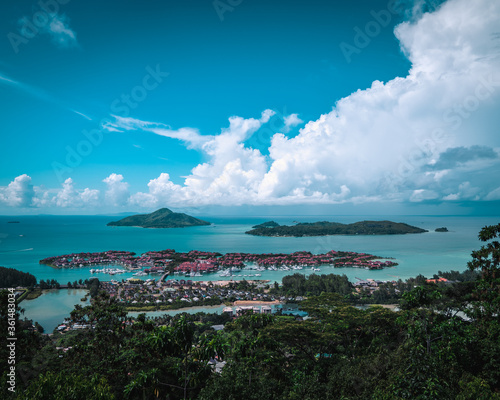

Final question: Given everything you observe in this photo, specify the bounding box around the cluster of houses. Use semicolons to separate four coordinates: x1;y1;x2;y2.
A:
40;250;137;268
174;260;218;275
40;248;397;275
353;278;395;295
217;250;397;270
222;305;273;317
333;253;397;269
100;279;277;306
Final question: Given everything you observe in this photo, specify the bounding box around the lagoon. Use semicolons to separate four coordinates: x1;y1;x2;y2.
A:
22;294;227;332
21;289;90;333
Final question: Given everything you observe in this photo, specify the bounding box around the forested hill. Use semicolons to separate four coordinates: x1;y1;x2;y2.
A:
0;266;36;288
246;220;428;237
107;208;210;228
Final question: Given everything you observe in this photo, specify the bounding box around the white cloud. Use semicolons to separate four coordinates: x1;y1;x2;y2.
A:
0;174;35;207
129;173;182;208
108;110;276;206
101;0;500;208
4;0;500;211
410;189;439;202
103;116;208;149
442;181;480;201
0;176;99;210
103;174;130;207
257;0;500;204
485;186;500;201
282;113;304;133
53;178;99;208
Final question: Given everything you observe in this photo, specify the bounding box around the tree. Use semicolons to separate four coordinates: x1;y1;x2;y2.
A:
18;371;115;400
467;223;500;320
0;266;37;288
126;315;220;399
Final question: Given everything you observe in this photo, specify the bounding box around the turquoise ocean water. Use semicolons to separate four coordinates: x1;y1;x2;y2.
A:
3;214;499;331
1;215;499;284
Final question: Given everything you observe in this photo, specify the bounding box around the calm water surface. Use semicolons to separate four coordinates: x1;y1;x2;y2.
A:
3;214;498;331
21;289;90;332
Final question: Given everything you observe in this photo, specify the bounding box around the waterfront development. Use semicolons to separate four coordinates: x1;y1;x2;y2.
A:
22;273;401;332
1;215;495;284
3;214;498;334
39;248;397;274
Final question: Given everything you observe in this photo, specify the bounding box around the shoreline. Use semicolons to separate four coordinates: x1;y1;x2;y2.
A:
39;248;397;272
19;288;89;303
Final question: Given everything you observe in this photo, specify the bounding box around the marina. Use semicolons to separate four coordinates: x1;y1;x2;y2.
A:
0;215;495;286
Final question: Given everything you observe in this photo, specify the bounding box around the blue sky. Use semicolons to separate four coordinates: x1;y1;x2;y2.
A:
1;0;499;215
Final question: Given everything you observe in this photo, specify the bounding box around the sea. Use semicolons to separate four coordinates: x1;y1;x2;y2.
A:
1;214;498;331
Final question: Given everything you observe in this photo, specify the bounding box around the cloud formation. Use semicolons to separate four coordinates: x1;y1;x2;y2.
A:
18;13;78;49
2;0;499;211
103;173;130;206
0;174;35;207
127;0;498;208
53;178;99;208
430;146;498;170
46;13;78;48
0;176;100;209
282;113;304;133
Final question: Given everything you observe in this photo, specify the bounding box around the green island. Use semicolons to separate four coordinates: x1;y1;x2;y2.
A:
1;223;500;399
246;219;428;237
107;207;211;228
251;220;280;229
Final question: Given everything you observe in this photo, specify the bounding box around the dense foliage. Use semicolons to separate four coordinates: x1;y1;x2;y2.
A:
275;272;352;297
0;266;36;288
1;223;499;399
107;208;210;228
251;221;280;229
246;220;427;237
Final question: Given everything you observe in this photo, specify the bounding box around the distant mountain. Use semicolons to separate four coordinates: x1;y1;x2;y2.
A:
107;208;210;228
246;220;428;237
251;221;280;229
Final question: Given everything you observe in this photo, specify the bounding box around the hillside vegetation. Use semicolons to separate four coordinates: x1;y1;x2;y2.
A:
107;208;210;228
246;220;428;237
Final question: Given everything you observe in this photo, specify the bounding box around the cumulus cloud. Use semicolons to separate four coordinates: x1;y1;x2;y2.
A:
103;174;130;206
410;189;439;202
129;173;182;208
282;113;304;133
100;0;500;208
257;0;500;204
0;175;102;209
429;146;498;170
485;186;500;201
443;181;480;201
0;174;35;207
4;0;500;211
106;110;276;206
53;178;99;208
